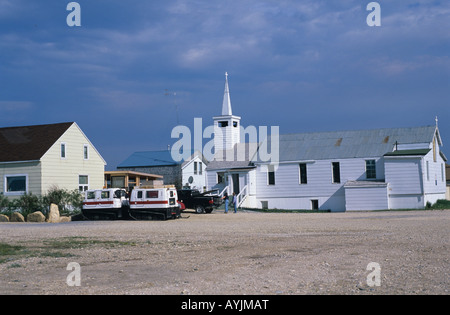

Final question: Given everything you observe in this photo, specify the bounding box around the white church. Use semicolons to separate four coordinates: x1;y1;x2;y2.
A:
206;74;447;212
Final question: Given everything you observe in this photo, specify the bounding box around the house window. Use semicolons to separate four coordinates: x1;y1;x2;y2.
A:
79;175;89;192
217;172;225;184
233;121;238;128
4;175;28;195
332;162;341;184
83;144;89;160
61;143;66;159
366;160;376;179
194;162;198;175
268;165;275;185
199;162;203;175
426;161;430;181
311;199;319;211
299;163;308;184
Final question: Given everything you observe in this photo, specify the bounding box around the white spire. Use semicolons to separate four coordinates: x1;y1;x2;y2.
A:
221;72;232;116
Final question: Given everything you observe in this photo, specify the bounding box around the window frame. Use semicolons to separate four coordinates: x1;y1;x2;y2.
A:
365;160;377;179
78;175;89;192
4;174;29;196
267;165;276;186
299;163;308;184
61;142;67;159
83;144;89;160
332;162;341;184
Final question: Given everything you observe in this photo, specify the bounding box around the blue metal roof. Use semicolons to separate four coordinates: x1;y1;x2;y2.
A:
118;150;180;168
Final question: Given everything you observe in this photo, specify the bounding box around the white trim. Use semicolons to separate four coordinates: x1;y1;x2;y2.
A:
78;174;89;192
83;144;89;160
4;174;29;196
60;142;67;159
298;163;308;185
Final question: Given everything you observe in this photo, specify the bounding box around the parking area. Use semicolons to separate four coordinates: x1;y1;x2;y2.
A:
0;210;449;295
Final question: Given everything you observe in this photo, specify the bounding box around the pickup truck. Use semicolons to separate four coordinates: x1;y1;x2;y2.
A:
177;189;222;214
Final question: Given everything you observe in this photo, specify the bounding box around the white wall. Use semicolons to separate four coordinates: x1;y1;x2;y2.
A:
345;184;389;211
254;157;383;212
41;123;105;193
182;157;207;191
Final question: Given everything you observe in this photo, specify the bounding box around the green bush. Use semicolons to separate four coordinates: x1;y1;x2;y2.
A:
42;187;83;216
0;188;84;217
10;193;44;217
430;199;450;210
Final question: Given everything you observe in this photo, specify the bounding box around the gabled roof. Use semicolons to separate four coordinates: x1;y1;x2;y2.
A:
257;125;439;163
0;122;73;163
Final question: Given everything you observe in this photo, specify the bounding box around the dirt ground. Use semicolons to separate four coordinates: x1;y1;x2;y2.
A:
0;210;449;295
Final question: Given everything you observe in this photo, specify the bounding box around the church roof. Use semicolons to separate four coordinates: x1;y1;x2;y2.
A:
258;125;439;163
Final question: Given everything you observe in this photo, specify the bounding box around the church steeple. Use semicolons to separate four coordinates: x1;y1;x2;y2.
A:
222;72;232;116
213;72;241;152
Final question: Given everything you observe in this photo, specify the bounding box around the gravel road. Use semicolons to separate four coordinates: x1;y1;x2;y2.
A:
0;210;448;295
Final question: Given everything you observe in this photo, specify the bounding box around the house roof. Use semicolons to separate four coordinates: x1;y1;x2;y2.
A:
0;122;73;163
257;125;440;163
117;150;207;169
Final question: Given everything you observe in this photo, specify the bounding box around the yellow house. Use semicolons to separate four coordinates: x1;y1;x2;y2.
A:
0;122;106;198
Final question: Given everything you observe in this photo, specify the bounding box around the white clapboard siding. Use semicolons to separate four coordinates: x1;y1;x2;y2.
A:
40;123;105;193
254;157;384;211
385;158;423;196
0;161;42;197
345;182;389;211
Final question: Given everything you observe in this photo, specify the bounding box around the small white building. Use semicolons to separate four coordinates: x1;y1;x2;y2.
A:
206;74;447;211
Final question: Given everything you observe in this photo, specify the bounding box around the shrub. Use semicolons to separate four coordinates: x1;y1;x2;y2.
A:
10;193;44;217
430;199;450;210
42;186;83;216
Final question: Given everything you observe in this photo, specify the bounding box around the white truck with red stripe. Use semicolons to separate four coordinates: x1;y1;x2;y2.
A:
82;188;129;220
129;186;180;220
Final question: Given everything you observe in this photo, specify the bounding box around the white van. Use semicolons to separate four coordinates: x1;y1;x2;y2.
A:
129;187;180;220
82;188;129;220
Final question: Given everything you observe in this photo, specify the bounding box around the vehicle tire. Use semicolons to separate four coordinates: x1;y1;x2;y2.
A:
195;205;205;214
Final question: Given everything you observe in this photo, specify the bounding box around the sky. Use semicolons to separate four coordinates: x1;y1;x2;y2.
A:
0;0;449;170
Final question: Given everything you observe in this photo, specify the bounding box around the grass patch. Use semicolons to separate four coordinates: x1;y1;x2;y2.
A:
0;243;26;264
0;237;138;265
44;237;137;250
0;243;24;256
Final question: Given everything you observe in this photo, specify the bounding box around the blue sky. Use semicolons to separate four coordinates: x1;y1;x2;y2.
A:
1;0;449;169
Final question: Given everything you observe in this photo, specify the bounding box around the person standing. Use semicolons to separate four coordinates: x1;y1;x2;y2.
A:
233;192;237;213
223;192;229;214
